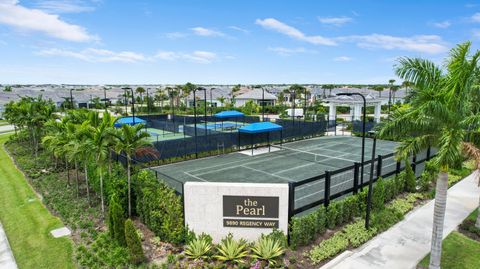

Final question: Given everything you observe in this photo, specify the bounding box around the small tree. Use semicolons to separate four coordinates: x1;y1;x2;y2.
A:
404;159;416;192
108;196;126;246
372;177;385;211
125;219;145;264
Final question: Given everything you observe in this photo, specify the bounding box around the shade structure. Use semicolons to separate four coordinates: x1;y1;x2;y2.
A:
214;110;245;119
114;116;146;127
238;122;283;134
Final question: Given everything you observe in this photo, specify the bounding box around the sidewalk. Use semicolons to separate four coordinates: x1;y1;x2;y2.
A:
322;171;480;269
0;222;17;269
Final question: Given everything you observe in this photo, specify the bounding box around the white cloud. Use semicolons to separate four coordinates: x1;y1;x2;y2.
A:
472;29;480;38
165;32;187;39
155;50;217;64
318;16;353;26
34;0;96;13
268;47;317;56
432;20;451;28
472;12;480;22
37;48;148;62
0;0;96;42
255;18;337;46
190;27;225;37
333;56;352;62
339;34;448;54
228;26;249;34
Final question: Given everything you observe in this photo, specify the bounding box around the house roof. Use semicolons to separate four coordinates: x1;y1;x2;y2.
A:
235;88;277;100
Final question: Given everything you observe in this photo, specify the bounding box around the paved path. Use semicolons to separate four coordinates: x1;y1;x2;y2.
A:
0;222;17;269
322;171;480;269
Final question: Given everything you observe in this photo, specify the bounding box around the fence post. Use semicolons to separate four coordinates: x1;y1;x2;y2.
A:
396;161;401;175
412;154;417;174
376;155;383;179
353;163;359;194
324;171;331;208
287;182;295;245
426;146;431;161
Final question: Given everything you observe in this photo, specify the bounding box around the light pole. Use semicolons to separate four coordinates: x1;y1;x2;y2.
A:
261;87;265;121
123;87;136;124
122;87;128;116
146;88;150;115
69;88;74;109
337;93;367;189
365;130;377;229
103;87;108;111
193;87;207;158
209;87;216;117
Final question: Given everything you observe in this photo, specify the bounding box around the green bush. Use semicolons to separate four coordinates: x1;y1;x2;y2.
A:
124;219;145;264
108;195;126;246
404;160;416;192
135;170;185;244
370;207;403;232
372;177;385;211
308;233;349;264
326;203;339;229
343;220;377;248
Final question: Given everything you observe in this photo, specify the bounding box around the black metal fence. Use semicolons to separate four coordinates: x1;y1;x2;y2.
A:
288;146;434;217
135;115;329;163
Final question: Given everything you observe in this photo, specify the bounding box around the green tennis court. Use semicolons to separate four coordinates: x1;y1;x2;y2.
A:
151;136;401;211
146;127;189;142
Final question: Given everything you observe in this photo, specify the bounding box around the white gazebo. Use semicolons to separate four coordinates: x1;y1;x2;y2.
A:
324;94;383;122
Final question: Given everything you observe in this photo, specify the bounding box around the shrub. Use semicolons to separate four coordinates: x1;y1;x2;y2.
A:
264;229;288;249
308;233;349;264
214;234;249;264
289;207;325;249
124;219;145;264
250;236;285;265
343;220;377;248
404;160;416;192
372;177;385;211
108;195;126;246
135;170;185;244
370;207;403;232
326;203;340;229
184;234;212;260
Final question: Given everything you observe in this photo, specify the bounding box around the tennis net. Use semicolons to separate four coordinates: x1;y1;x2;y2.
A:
270;144;356;169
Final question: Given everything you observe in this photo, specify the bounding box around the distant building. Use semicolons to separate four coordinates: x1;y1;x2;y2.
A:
234;88;277;107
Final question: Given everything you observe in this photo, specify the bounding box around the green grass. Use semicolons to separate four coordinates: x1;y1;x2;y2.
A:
0;134;75;269
418;231;480;269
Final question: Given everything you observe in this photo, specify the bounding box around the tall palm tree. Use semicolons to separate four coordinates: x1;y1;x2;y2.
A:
378;42;480;269
135;87;146;104
113;124;157;217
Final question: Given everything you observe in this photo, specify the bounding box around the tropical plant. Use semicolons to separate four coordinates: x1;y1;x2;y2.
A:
214;234;249;264
250;236;285;265
124;219;145;264
108;195;126;246
378;42;480;269
113;124;157;217
184;234;213;260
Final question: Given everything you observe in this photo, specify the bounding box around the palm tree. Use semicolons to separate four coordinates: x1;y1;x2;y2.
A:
182;83;196;109
372;85;384;97
135;87;146;104
378;42;480;269
217;96;226;107
388;79;396;112
113;124;157;217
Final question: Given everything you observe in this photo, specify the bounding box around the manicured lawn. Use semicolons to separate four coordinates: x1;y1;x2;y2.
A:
0;134;75;269
418;231;480;269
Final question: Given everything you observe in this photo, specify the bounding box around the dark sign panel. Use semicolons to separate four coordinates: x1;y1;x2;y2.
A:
223;219;279;228
223;196;279;218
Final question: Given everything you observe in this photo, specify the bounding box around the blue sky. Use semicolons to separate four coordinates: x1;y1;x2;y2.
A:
0;0;480;84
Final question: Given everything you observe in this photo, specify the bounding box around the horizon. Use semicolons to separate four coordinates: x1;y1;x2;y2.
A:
0;1;479;84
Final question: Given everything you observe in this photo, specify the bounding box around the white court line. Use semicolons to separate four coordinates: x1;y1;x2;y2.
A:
240;165;292;182
184;171;208;182
273;152;352;175
295;178;354;202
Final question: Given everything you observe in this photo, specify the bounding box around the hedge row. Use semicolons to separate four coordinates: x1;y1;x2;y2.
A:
290;171;412;249
134;170;185;244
